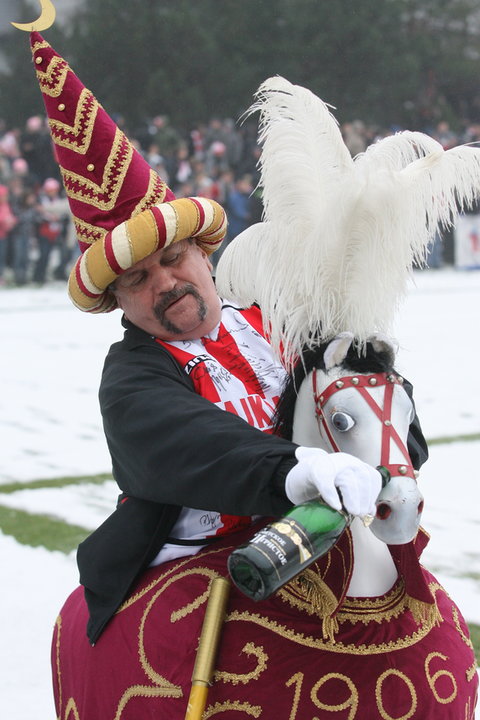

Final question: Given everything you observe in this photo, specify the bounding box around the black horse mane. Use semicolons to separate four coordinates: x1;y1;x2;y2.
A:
274;342;396;440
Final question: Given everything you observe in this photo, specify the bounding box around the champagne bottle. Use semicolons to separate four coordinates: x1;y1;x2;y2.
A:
228;466;391;601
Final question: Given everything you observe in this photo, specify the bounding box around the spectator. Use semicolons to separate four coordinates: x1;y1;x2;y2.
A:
19;115;58;185
0;185;17;284
226;174;253;240
10;187;40;285
33;178;69;285
433;121;457;150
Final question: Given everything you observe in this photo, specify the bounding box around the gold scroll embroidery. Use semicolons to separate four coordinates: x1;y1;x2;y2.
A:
203;700;262;718
215;642;268;685
466;661;478;683
138;567;218;685
113;683;183;720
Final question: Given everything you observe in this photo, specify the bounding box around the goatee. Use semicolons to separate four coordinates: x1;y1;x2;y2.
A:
154;284;207;335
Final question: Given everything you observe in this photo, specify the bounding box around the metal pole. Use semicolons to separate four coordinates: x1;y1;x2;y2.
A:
184;576;231;720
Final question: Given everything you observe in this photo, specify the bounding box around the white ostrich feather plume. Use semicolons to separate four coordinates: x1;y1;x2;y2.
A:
216;76;480;371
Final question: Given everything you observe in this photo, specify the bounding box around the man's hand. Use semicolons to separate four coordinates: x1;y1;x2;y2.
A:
285;446;381;517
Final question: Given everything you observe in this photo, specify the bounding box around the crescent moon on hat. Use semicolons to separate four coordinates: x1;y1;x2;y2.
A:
11;0;56;32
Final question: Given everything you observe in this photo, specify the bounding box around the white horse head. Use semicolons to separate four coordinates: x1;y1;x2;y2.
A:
282;332;424;597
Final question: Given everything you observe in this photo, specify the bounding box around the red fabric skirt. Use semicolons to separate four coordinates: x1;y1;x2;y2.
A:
52;531;478;719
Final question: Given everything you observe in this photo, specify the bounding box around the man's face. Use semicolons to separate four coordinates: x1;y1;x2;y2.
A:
112;240;221;341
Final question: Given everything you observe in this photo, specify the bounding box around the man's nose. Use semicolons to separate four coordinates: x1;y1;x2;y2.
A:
149;262;177;292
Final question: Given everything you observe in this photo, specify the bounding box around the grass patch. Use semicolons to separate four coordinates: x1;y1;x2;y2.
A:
428;432;480;445
0;473;113;494
0;504;90;553
468;623;480;663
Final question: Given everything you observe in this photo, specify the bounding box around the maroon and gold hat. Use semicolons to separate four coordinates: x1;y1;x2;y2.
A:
29;32;227;312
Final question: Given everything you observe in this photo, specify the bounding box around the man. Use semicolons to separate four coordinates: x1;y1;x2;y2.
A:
20;29;435;720
23;30;423;638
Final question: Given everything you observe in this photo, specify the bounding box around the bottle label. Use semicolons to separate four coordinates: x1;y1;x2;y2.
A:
229;505;348;600
249;518;316;572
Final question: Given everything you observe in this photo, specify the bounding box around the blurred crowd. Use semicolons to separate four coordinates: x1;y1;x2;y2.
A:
1;113;479;287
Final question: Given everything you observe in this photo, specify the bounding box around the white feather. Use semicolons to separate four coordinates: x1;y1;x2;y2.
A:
216;77;480;371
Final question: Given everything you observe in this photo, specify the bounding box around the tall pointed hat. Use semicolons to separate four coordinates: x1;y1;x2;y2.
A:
27;31;226;312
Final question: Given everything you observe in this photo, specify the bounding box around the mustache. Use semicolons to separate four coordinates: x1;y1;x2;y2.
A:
153;284;199;321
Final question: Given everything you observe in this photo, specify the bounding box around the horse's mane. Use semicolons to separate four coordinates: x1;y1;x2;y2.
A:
274;342;395;440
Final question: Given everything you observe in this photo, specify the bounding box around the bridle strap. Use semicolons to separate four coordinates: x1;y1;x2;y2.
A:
312;371;341;453
312;370;415;479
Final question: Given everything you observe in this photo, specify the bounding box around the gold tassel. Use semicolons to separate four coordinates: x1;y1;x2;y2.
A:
405;594;442;628
287;569;340;642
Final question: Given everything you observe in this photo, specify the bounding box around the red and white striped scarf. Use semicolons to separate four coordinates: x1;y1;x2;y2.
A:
151;302;287;565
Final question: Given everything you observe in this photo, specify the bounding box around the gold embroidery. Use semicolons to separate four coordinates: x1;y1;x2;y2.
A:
31;39;50;53
466;660;478;683
35;54;70;98
113;683;183;720
138;568;218;685
226;606;438;654
215;642;268;685
60;128;133;211
64;697;81;720
73;216;108;246
465;694;477;719
341;581;441;629
404;592;442;628
278;568;340;641
425;651;457;703
49;88;98;154
375;669;417;720
54;615;63;717
277;576;442;649
132;170;168;217
203;700;262;718
286;672;304;720
339;581;408;623
171;587;210;623
311;673;359;720
452;606;475;649
118;546;232;612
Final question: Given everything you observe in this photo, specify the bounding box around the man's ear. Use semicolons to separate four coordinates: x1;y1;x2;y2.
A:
197;243;213;271
110;288;123;311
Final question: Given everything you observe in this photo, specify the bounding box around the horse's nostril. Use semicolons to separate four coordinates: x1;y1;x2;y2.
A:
376;503;392;520
417;500;424;514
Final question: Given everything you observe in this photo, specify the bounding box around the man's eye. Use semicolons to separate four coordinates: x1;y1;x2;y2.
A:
124;273;146;288
162;252;181;266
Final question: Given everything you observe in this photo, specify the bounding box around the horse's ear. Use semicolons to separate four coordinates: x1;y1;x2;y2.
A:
324;332;355;370
367;333;398;365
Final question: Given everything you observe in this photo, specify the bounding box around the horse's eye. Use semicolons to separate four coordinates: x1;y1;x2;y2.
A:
331;411;355;432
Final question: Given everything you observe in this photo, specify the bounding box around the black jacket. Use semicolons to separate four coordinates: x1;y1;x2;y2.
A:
78;317;297;644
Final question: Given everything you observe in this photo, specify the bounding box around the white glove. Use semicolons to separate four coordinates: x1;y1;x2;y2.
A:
285;446;382;517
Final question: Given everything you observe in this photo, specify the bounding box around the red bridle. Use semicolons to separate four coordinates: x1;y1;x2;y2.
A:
312;370;416;480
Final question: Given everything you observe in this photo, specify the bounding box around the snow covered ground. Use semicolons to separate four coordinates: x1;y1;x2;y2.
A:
0;268;479;718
